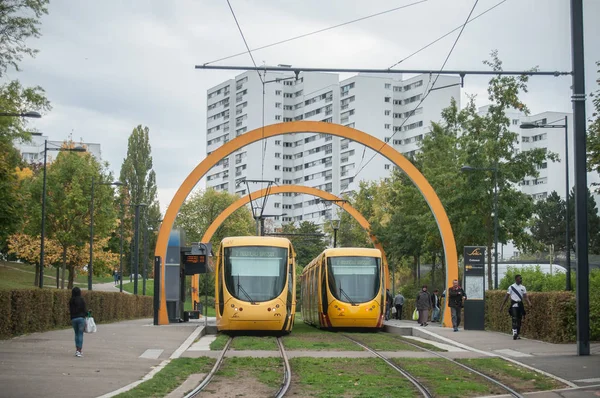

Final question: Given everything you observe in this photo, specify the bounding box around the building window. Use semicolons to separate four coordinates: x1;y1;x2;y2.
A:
275;152;281;158
385;164;390;170
275;102;282;108
384;124;391;129
384;137;390;143
275;115;282;121
275;90;282;95
385;83;391;89
384;97;391;103
385;110;391;116
274;165;281;171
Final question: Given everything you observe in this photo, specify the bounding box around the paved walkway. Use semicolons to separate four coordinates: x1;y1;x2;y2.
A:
385;319;600;389
0;318;203;398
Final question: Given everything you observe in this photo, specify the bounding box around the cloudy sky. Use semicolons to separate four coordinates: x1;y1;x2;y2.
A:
11;0;600;214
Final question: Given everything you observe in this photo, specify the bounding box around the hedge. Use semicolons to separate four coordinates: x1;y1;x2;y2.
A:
0;289;153;339
399;291;599;343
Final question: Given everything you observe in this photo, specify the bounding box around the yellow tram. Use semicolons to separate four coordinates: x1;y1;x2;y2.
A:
301;248;384;329
215;236;296;332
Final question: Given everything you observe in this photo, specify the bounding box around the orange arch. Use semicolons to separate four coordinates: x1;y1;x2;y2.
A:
155;121;458;327
191;185;389;306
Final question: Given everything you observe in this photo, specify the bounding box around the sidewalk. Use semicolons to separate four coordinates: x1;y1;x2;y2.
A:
0;318;203;398
384;319;600;388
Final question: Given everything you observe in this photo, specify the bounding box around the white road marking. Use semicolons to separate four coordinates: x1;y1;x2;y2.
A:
402;336;466;352
188;335;217;351
139;349;164;359
493;348;533;358
573;378;600;383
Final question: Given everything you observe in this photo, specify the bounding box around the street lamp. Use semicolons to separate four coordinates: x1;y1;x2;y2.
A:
330;218;341;248
89;178;124;291
0;111;42;118
461;164;499;289
118;187;128;293
520;116;571;290
39;141;86;288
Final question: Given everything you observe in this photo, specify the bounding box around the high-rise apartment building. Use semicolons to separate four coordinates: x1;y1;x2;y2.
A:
205;69;461;226
14;132;102;164
206;71;460;224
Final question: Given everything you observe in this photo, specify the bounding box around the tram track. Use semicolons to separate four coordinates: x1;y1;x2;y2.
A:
394;335;525;398
183;335;291;398
343;334;433;398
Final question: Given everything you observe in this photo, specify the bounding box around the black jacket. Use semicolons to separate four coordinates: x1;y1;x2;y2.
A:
69;296;87;319
448;286;466;308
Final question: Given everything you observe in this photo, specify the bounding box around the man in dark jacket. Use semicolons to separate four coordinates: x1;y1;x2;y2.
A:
448;279;466;331
385;289;393;320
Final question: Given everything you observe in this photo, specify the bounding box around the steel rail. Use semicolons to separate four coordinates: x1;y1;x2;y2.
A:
343;334;432;398
274;337;291;398
184;336;233;398
395;336;525;398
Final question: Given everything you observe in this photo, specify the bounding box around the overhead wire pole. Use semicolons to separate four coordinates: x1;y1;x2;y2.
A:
242;179;276;236
570;0;589;357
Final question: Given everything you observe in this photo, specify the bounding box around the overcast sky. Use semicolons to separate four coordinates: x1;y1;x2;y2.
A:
10;0;600;214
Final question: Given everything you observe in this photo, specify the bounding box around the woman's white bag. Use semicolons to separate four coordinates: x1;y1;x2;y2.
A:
85;316;97;333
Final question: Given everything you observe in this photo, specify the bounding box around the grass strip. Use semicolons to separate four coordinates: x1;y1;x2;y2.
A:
210;334;230;350
457;358;566;392
290;357;417;397
217;357;282;388
115;357;214;398
230;335;279;350
395;358;504;397
282;320;361;351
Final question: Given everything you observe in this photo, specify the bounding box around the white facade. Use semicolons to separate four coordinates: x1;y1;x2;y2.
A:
205;69;460;226
15;132;102;164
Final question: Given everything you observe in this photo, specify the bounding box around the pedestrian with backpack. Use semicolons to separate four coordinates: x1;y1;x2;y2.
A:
500;274;532;340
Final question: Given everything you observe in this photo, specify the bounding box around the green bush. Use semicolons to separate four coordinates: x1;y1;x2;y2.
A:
0;289;153;339
499;265;574;291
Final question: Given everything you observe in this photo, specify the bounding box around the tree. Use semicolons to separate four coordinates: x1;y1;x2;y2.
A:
566;187;600;255
119;125;161;273
23;145;118;288
587;61;600;191
530;191;566;252
176;188;254;249
280;221;327;268
0;0;49;77
0;81;51;255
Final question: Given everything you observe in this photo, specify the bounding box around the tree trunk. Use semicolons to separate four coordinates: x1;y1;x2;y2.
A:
441;253;446;288
413;255;418;284
67;265;75;290
61;246;67;289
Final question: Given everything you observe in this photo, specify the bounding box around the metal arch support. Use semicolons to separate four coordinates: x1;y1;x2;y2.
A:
155;121;458;327
190;185;390;306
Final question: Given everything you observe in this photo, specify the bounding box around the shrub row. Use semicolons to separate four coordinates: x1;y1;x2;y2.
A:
0;289;153;339
398;290;598;343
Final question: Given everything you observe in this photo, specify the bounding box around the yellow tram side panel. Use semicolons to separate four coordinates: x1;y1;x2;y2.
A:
215;236;296;332
301;247;385;329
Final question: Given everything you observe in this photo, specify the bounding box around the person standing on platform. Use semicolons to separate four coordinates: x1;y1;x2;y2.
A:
69;287;87;357
448;279;466;331
385;289;393;320
500;274;532;340
430;289;440;322
416;285;432;327
393;291;405;320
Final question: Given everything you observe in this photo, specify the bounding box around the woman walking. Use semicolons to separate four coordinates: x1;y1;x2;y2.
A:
416;285;432;327
69;287;87;357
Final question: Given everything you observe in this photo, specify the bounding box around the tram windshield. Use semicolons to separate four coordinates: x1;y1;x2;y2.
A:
224;246;288;303
327;256;380;304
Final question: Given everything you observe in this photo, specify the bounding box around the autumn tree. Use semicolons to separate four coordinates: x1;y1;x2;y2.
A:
23;145;118;288
587;61;600;192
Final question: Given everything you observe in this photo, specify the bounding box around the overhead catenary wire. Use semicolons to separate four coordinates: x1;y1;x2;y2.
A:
388;0;509;69
353;0;480;181
203;0;428;66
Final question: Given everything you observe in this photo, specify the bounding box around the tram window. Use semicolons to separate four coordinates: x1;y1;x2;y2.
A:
327;256;380;304
224;246;287;302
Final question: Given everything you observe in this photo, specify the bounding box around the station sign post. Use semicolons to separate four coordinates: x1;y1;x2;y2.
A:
463;246;486;330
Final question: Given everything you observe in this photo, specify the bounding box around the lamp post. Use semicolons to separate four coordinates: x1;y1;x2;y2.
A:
461;165;499;289
119;189;126;293
0;111;42;118
330;218;341;248
39;141;86;288
520;117;571;290
89;178;124;291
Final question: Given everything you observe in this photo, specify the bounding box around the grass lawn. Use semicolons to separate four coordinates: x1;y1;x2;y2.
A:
115;357;214;398
217;357;282;387
210;334;230;350
456;358;566;393
395;358;505;397
230;336;279;350
0;261;113;287
0;264;57;290
121;280;154;296
282;316;361;351
289;357;417;397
